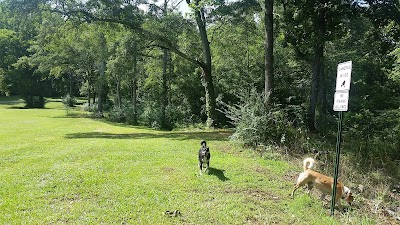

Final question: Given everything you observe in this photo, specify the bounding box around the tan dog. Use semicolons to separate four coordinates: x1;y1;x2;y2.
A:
291;157;353;210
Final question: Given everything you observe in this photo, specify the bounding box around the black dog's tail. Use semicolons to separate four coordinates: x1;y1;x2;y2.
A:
200;140;207;147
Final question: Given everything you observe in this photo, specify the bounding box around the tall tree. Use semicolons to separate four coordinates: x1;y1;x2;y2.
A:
264;0;274;103
282;0;353;131
148;0;182;129
33;0;219;127
185;0;217;126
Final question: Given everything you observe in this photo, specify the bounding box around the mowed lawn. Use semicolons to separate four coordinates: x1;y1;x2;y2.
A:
0;99;375;224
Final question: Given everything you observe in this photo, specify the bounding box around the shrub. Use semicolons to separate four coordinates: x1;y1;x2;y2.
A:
24;95;45;108
139;101;161;128
222;89;308;150
346;109;400;171
107;106;126;123
124;104;138;125
62;94;76;107
82;102;98;112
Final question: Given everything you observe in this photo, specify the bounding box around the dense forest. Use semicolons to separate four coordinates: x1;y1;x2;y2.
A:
1;1;399;160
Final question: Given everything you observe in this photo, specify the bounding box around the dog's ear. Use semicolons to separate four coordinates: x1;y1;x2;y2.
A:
346;192;354;203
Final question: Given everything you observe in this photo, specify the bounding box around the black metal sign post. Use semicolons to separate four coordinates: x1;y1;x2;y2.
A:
330;110;343;216
331;61;352;216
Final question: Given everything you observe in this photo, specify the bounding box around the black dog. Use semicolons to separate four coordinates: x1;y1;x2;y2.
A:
198;140;211;175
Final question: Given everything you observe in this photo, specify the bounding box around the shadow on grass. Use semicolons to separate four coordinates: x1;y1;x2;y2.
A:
0;101;23;106
65;130;232;142
208;167;229;181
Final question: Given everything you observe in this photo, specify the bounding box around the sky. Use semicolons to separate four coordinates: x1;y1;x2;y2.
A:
149;0;240;14
178;1;190;14
137;1;191;14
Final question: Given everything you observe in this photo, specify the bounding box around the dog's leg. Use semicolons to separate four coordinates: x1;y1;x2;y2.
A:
291;184;300;198
291;173;308;197
205;161;209;173
306;182;314;195
336;195;343;211
199;162;203;175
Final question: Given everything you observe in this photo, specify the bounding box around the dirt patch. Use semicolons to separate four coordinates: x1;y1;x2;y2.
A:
223;187;282;202
255;166;269;174
216;143;237;155
244;189;282;202
283;170;298;182
162;167;175;173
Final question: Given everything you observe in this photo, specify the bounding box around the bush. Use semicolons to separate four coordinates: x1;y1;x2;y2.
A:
124;104;138;125
346;109;400;170
144;102;200;130
222;89;308;150
24;95;45;108
105;102;138;125
107;106;126;123
82;102;98;112
105;99;201;130
62;94;76;107
139;101;161;129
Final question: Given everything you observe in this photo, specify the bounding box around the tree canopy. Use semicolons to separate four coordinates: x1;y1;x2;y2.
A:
0;0;399;133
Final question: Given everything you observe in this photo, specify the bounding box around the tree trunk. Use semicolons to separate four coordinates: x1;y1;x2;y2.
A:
131;42;138;125
161;49;168;129
116;79;121;108
168;51;173;105
69;72;73;97
264;0;274;104
97;60;105;113
132;78;137;124
87;71;91;106
192;0;217;127
308;8;326;131
97;32;107;114
309;51;321;131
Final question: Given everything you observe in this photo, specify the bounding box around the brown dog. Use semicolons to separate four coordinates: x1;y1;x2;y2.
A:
291;158;353;210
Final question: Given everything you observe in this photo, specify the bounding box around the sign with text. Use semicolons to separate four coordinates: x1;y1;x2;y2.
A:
333;91;349;111
335;61;352;91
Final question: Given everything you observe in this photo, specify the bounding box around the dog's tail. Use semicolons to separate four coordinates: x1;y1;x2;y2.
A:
303;157;315;171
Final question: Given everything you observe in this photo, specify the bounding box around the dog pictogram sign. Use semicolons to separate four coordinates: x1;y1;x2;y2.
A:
335;61;352;92
333;61;352;112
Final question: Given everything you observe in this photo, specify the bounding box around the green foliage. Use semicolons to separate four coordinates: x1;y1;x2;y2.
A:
346;109;400;169
62;94;76;107
389;44;400;80
106;101;137;125
24;95;45;108
81;102;98;112
107;105;126;123
223;89;308;149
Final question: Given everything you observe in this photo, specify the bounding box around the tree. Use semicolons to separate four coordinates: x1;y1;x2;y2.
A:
107;28;142;124
15;0;220;126
264;0;274;103
281;0;354;131
0;28;22;95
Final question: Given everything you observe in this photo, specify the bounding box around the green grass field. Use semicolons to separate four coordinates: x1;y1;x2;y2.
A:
0;98;382;224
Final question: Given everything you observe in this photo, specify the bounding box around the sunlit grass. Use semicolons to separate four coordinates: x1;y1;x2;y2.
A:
0;97;381;224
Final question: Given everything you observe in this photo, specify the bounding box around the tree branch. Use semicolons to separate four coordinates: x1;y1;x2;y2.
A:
50;8;205;69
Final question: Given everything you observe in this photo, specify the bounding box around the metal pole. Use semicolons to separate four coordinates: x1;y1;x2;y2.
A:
331;111;343;216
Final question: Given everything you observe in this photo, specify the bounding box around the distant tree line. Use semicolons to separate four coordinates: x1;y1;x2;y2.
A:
0;1;399;153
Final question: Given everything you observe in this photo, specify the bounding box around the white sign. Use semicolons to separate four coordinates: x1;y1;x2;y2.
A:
335;61;352;91
333;91;349;111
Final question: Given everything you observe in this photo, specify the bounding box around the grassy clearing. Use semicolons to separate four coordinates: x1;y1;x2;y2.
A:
0;98;393;224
